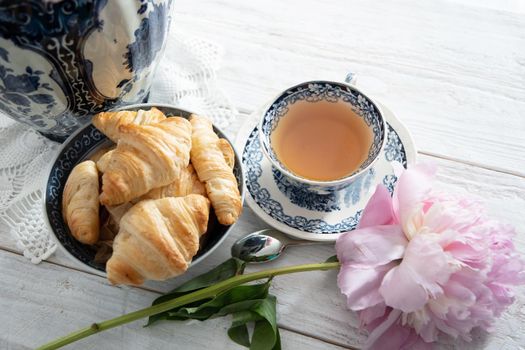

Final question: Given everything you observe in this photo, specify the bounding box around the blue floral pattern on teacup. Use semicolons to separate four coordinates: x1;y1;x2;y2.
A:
243;123;406;234
273;167;376;212
260;81;386;178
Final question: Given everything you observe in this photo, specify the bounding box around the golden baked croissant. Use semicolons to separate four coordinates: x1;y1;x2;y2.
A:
217;138;235;169
136;143;232;202
96;149;114;173
62;160;100;244
88;145;115;163
106;194;210;285
99;117;192;206
190;115;242;225
92;107;166;142
139;164;206;200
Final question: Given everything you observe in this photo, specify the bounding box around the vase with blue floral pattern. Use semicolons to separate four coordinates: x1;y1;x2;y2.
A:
0;0;173;142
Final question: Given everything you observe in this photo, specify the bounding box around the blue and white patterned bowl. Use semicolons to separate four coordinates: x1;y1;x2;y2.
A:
259;80;387;194
43;103;244;276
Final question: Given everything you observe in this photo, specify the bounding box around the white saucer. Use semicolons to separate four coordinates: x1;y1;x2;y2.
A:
236;102;416;241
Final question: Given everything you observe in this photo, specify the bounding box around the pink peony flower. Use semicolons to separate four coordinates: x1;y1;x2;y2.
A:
336;164;525;349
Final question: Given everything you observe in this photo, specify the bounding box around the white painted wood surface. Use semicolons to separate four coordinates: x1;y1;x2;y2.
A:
1;0;525;349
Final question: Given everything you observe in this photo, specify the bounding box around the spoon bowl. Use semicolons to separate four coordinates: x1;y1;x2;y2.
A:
231;229;331;263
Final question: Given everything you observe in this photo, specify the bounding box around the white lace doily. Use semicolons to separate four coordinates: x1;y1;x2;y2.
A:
150;30;238;128
0;29;238;264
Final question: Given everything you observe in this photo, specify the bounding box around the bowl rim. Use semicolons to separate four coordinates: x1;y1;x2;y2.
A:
43;102;245;278
258;80;387;187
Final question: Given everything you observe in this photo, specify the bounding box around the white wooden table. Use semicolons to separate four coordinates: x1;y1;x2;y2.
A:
1;0;525;349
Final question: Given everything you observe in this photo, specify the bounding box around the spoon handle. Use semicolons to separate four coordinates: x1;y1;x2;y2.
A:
285;240;334;247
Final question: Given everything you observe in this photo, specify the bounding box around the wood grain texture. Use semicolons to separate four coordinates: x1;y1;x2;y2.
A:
0;249;347;350
1;0;525;348
1;155;524;349
172;0;525;175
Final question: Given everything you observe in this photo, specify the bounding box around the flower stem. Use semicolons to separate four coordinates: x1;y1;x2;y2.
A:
37;261;340;350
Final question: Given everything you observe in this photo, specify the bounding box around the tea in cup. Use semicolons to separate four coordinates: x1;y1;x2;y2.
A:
259;81;386;194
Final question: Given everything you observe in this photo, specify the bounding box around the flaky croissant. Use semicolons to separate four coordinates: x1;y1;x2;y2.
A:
62;161;100;244
217;138;235;169
92;107;166;142
99;117;192;206
135;142;232;202
106;194;210;285
89;145;115;163
96;149;114;173
135;142;235;202
190;115;242;225
139;164;206;201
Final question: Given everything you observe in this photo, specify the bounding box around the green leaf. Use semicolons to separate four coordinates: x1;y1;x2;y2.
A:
217;298;266;317
225;295;279;350
249;296;278;350
252;320;275;350
272;328;281;350
230;310;264;327
147;258;246;326
168;283;271;321
154;258;246;303
325;255;339;263
145;258;281;349
228;311;258;347
147;279;269;326
229;324;250;347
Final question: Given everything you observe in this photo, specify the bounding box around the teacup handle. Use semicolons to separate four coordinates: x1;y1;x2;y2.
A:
345;72;357;86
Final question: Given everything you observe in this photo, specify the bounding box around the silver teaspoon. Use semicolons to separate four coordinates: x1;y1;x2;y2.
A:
231;229;332;263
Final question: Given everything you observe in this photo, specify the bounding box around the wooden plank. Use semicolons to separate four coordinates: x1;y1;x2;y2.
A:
1;154;525;348
0;249;347;350
1;0;525;347
170;0;525;175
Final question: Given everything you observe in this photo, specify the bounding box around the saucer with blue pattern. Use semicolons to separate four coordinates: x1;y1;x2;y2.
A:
240;102;416;241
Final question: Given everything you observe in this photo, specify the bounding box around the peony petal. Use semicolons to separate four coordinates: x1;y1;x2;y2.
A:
379;234;455;312
442;279;476;307
401;334;433;350
445;239;488;270
491;256;525;283
336;225;407;267
423;198;484;235
359;303;387;326
380;266;429;313
338;262;397;311
364;309;431;350
392;164;436;237
358;185;395;228
487;282;515;316
433;317;460;339
364;309;402;349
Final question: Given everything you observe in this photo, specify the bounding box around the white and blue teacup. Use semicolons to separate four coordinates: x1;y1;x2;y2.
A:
259;80;387;194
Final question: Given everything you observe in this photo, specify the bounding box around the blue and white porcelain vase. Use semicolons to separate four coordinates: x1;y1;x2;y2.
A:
0;0;173;142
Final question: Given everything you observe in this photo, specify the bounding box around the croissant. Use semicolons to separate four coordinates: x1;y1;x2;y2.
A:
217;138;235;169
106;194;210;285
139;164;206;201
62;160;100;244
92;107;166;142
96;149;114;173
89;145;115;163
136;143;234;202
190;115;242;225
99;117;192;206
